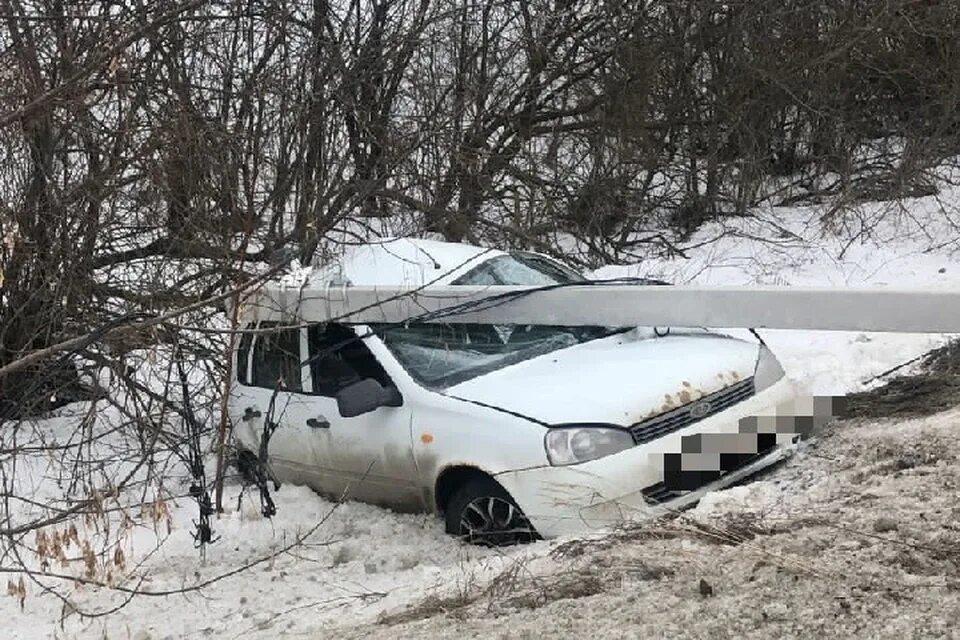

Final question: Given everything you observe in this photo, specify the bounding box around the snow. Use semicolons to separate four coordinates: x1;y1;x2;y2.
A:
5;193;960;638
591;197;960;395
689;479;785;518
276;260;312;288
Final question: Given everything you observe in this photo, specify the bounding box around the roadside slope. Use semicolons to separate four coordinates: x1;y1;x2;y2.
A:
326;406;960;640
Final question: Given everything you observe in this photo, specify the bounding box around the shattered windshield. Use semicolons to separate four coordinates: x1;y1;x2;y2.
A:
372;252;616;387
371;323;621;388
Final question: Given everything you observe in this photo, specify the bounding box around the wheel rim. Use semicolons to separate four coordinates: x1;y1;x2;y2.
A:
458;496;535;546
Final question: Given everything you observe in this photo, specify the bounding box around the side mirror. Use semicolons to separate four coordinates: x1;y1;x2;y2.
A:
335;378;403;418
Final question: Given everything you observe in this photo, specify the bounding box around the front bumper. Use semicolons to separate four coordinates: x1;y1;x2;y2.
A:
495;377;800;538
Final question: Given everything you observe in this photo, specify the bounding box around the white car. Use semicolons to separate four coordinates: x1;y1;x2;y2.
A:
229;238;799;544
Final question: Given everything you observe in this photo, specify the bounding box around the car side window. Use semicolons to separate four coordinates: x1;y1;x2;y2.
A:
308;324;392;396
251;323;303;391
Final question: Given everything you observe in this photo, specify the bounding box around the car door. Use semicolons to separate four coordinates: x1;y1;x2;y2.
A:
233;322;325;488
299;323;424;511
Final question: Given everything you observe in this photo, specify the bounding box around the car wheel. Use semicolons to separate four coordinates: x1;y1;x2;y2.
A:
445;476;538;546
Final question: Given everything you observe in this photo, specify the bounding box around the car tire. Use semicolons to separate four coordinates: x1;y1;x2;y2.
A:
444;476;538;546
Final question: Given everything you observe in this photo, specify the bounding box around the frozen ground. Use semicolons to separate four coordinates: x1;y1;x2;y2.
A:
5;195;960;639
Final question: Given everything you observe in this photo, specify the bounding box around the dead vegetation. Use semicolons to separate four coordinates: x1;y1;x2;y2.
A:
374;511;833;629
846;339;960;419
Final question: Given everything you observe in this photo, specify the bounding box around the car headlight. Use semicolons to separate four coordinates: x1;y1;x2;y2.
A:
754;344;786;392
545;426;635;466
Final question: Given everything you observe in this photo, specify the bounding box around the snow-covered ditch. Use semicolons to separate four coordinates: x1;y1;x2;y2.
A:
5;195;960;639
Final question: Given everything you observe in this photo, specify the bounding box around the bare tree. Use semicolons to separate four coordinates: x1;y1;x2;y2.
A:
1;0;959;618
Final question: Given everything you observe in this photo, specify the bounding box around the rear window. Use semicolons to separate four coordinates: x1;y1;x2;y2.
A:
250;324;303;391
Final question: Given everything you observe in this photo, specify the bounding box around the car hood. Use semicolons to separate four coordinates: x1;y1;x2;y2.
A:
445;330;760;426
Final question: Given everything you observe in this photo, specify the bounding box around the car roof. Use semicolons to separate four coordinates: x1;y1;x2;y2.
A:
308;237;508;287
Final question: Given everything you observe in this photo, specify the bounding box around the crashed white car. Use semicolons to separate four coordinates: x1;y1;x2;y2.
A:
230;238;799;544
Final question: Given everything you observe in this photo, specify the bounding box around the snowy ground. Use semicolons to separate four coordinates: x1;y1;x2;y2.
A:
5;196;960;639
337;406;960;640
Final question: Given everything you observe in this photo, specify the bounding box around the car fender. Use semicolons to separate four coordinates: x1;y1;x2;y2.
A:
407;390;549;510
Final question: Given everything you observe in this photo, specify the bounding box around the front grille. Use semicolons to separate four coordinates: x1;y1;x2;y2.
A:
629;377;755;445
641;483;679;505
641;439;777;505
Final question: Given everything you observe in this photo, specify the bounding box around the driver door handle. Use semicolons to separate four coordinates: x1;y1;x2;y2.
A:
306;416;330;429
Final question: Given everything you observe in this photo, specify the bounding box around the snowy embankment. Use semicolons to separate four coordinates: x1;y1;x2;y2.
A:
340;405;960;639
5;196;960;639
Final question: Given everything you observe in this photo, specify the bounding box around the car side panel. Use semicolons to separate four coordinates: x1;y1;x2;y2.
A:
405;391;549;512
